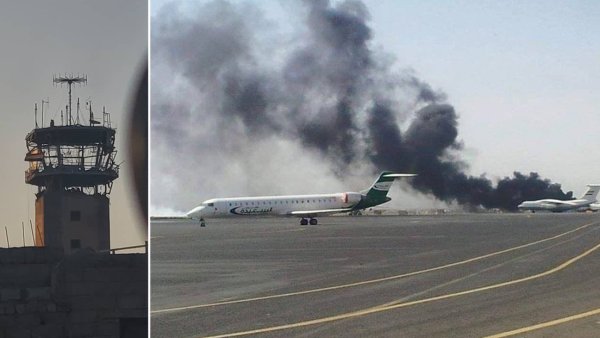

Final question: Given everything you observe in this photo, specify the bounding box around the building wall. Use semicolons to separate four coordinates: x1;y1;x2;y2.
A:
34;197;44;247
0;247;147;338
35;191;110;254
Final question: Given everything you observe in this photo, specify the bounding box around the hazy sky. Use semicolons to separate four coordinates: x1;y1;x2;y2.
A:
365;0;600;186
0;0;147;248
151;0;600;214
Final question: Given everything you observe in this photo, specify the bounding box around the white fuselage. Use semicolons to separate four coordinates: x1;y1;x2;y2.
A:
186;192;362;220
517;198;594;212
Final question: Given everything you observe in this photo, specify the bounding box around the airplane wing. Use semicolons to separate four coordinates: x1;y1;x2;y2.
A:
543;200;577;206
289;208;354;217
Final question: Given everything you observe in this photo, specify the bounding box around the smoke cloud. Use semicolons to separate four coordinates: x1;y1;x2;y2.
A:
151;0;571;212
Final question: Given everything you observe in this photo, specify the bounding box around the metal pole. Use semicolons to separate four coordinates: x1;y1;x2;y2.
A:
22;222;25;247
35;221;44;246
5;226;9;248
29;220;34;247
68;82;72;125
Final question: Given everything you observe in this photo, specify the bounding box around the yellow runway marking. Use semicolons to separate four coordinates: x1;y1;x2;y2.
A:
201;241;600;337
484;307;600;337
373;233;582;309
152;221;596;314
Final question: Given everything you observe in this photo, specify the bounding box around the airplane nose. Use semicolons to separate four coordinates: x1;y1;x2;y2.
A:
186;206;205;219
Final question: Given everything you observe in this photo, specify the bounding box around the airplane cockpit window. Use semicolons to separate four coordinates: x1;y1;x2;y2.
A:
207;203;214;207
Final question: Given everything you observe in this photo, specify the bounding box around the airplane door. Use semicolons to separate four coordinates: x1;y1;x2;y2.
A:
208;202;217;216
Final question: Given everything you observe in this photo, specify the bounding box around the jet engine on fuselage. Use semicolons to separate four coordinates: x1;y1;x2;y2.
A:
342;192;363;206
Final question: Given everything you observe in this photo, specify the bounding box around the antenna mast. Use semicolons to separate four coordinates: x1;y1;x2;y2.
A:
53;74;87;125
41;98;49;128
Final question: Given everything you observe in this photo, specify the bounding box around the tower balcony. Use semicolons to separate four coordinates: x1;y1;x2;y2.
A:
25;165;119;188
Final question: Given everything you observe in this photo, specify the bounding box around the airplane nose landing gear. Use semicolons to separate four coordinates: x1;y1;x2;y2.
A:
200;218;206;227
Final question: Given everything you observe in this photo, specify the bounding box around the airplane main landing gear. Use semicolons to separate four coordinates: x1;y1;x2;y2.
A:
300;218;318;225
200;218;206;227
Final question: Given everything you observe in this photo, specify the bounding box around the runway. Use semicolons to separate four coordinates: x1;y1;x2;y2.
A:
151;213;600;337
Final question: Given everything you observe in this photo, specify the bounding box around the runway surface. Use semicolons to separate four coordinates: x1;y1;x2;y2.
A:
151;213;600;337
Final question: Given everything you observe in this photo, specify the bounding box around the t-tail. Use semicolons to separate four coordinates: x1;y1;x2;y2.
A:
356;171;417;209
581;184;600;202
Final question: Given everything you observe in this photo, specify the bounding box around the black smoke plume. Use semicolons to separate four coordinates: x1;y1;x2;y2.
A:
152;0;572;211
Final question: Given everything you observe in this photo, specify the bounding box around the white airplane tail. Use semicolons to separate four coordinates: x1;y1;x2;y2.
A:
580;185;600;202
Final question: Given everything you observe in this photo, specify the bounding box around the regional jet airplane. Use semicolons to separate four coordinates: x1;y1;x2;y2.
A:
517;184;600;213
186;172;416;226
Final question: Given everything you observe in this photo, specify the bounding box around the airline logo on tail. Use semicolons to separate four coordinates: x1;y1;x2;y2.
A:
358;172;417;209
582;185;600;202
373;181;393;191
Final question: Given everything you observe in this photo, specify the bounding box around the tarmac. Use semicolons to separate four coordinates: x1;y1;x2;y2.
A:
151;213;600;337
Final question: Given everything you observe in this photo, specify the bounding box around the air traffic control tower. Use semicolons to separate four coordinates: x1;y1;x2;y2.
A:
24;75;119;254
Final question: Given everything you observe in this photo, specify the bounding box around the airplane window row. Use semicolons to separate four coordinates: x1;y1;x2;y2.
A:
228;199;335;207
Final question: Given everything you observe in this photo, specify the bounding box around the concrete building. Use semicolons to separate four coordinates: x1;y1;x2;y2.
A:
0;247;147;337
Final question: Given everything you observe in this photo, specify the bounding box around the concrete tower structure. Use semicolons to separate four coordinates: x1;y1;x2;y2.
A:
24;75;119;254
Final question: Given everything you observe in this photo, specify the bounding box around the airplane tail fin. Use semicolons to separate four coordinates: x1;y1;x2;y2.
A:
580;185;600;202
363;172;417;201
